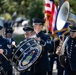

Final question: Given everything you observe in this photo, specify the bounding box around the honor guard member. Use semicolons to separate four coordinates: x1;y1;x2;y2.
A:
63;25;76;75
31;18;52;75
0;18;12;74
20;26;34;75
23;26;35;39
5;27;16;50
5;27;17;75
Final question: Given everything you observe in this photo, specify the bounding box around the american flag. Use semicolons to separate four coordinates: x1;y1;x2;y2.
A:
44;0;57;33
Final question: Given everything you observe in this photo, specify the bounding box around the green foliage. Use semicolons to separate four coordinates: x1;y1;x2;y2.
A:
28;0;44;25
28;0;44;18
55;0;76;15
0;0;76;21
0;0;18;15
1;13;12;20
3;13;12;20
14;34;24;44
70;0;76;15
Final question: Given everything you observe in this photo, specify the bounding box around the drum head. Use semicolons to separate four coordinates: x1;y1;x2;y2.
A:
17;45;42;71
12;38;42;71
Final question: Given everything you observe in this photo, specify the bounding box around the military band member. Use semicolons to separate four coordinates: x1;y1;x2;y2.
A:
5;27;16;75
5;27;16;50
20;26;34;75
0;18;12;75
61;25;76;75
31;18;52;75
23;26;35;39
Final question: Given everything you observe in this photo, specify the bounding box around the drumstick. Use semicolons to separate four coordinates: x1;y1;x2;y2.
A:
2;53;9;61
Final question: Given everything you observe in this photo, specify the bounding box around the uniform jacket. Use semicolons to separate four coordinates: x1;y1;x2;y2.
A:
32;31;52;73
0;36;12;71
5;38;16;71
7;38;16;50
66;37;76;71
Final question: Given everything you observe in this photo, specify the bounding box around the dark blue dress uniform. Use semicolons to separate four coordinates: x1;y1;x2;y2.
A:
31;18;52;75
0;19;12;74
5;27;16;50
65;37;76;75
5;27;17;75
50;39;64;75
34;31;52;73
64;26;76;75
66;37;76;70
20;26;34;75
0;35;12;72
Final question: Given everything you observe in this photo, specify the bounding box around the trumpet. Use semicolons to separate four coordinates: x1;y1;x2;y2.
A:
56;36;69;55
56;41;64;55
56;35;64;55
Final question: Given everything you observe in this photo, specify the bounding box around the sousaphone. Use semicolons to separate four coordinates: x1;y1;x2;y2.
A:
56;1;76;31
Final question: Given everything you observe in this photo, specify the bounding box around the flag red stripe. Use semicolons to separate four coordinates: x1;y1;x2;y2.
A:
45;3;50;7
44;0;57;33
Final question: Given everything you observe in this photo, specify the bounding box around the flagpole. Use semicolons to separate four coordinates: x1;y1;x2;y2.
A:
45;18;49;33
44;0;57;34
44;13;49;33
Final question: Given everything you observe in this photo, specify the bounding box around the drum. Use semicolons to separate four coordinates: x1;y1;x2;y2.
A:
12;38;42;71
